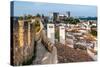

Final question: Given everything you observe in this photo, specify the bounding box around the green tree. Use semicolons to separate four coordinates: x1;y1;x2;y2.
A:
28;15;32;19
90;25;97;37
64;17;80;24
90;30;97;37
19;16;23;20
36;13;41;18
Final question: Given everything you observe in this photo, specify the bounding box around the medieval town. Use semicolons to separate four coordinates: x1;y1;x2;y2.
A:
11;1;97;66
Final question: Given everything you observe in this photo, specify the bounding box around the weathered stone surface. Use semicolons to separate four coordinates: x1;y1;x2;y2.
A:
32;39;58;64
32;25;58;64
13;21;34;66
12;18;58;66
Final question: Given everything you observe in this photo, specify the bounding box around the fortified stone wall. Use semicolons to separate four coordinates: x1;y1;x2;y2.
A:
13;20;34;65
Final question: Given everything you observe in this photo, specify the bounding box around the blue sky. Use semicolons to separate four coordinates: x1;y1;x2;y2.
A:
12;1;97;17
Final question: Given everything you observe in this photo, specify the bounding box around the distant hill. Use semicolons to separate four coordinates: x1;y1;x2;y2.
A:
79;17;97;20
